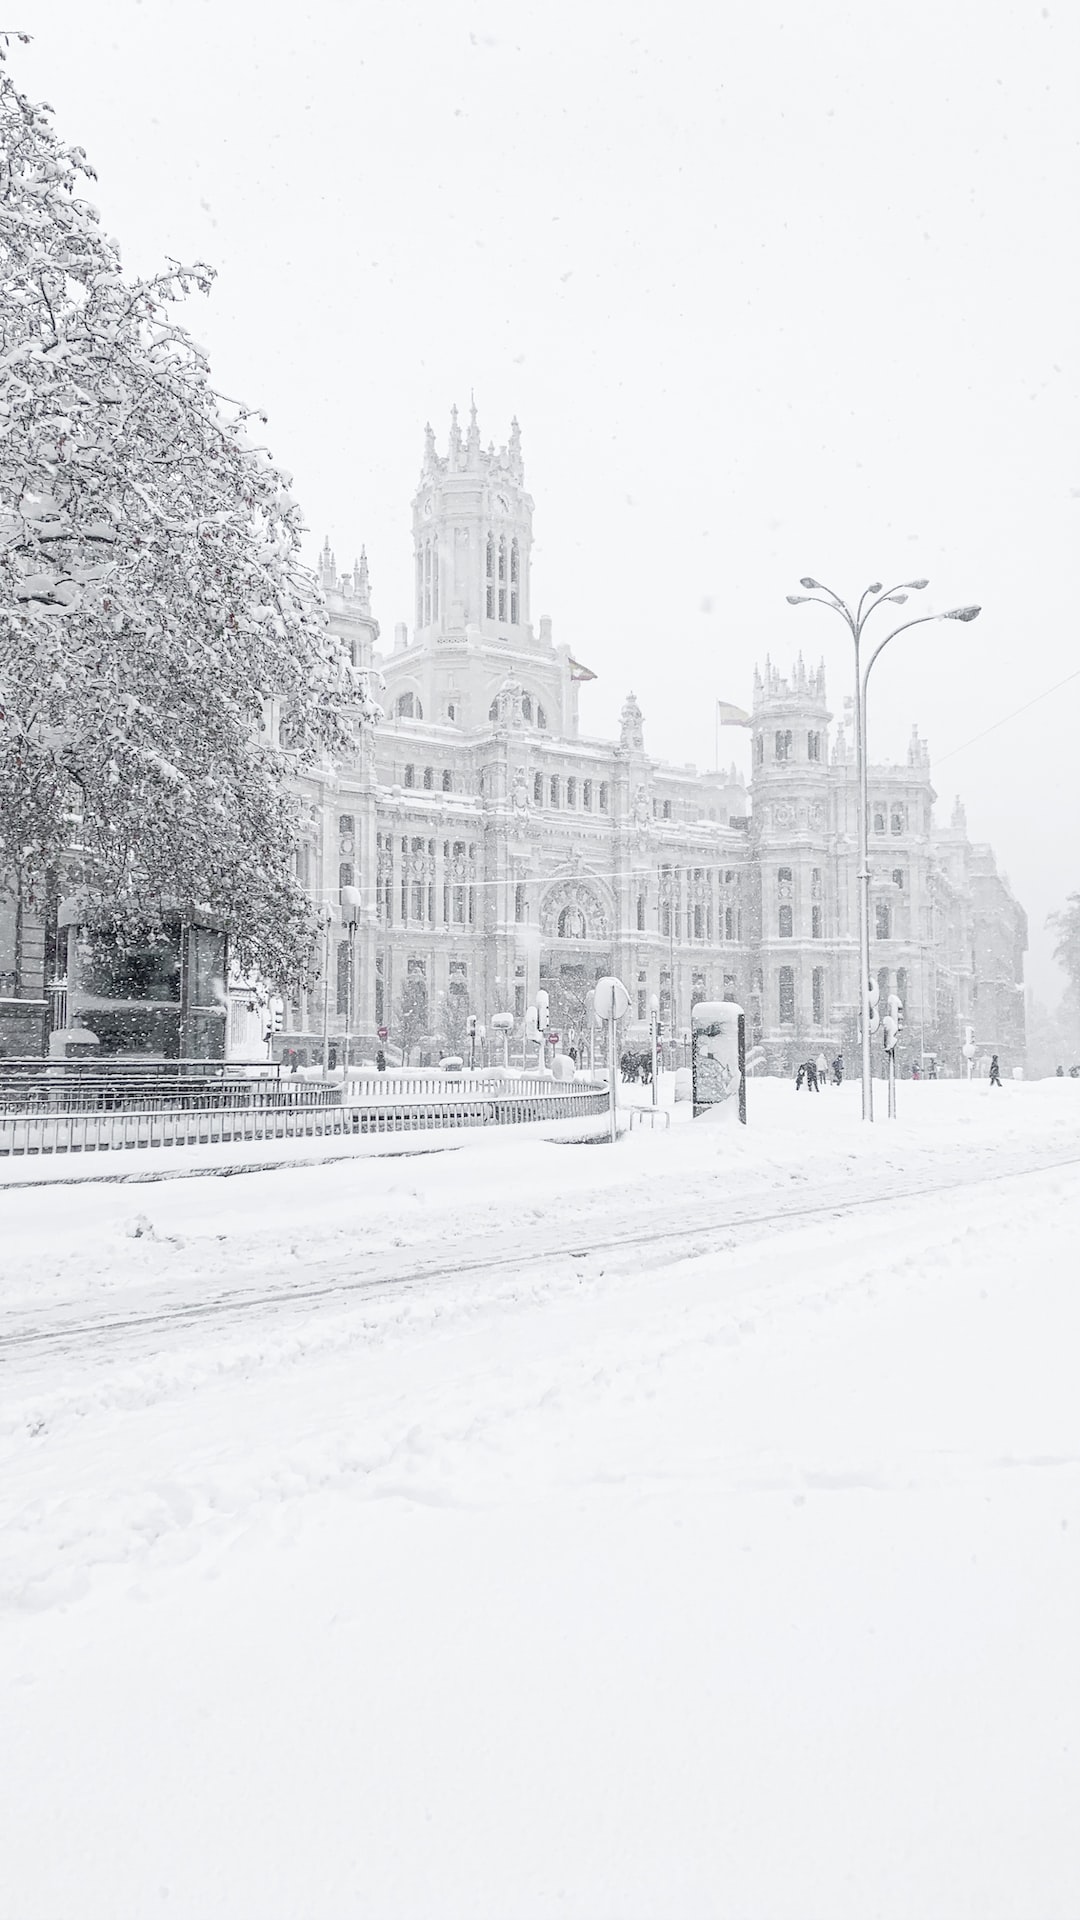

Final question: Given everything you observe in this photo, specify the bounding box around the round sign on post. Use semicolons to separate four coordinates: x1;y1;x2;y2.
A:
548;1030;560;1045
592;976;630;1022
377;1026;388;1041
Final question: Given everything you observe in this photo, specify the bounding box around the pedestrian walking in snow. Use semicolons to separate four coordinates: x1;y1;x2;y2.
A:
795;1063;807;1091
816;1051;828;1086
832;1055;844;1086
806;1061;820;1092
989;1054;1002;1087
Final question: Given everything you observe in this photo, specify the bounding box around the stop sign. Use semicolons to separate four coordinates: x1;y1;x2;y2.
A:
377;1026;388;1041
548;1030;560;1044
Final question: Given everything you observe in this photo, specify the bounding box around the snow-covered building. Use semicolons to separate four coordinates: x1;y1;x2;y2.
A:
273;406;1027;1077
0;403;1025;1073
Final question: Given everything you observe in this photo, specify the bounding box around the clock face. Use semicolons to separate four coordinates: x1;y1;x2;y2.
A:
495;492;510;515
422;495;433;517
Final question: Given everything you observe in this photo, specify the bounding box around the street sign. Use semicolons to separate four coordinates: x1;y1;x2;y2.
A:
548;1030;560;1044
377;1025;388;1041
593;975;629;1022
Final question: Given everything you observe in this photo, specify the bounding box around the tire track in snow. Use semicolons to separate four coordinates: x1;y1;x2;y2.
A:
4;1146;1079;1363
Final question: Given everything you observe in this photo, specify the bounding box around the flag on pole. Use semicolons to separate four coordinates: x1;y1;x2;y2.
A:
569;658;597;683
716;699;752;728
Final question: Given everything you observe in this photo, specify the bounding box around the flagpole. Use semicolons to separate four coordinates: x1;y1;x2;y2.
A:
714;700;719;774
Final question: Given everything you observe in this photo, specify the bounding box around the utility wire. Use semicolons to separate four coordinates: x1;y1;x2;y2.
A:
935;667;1080;767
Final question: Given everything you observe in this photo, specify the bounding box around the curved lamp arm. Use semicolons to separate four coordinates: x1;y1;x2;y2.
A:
862;606;981;695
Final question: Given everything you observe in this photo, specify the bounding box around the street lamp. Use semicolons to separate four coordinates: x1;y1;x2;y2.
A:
341;885;362;1074
786;581;980;1121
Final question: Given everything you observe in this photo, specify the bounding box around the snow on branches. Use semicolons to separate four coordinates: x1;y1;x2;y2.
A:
0;44;377;986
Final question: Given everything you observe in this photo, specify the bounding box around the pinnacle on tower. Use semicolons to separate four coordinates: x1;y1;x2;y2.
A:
466;393;481;466
448;402;462;469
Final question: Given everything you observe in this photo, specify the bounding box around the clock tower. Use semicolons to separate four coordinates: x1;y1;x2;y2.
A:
412;400;533;645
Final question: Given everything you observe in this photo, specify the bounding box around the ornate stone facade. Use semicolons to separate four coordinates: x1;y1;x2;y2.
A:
266;407;1026;1075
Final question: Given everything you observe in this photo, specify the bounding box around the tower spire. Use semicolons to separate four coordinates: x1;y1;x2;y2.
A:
466;391;481;466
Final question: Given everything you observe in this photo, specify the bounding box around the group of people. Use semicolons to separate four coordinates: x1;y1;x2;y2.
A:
795;1053;844;1092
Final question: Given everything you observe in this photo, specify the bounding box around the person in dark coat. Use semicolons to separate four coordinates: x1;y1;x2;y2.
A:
989;1054;1002;1087
795;1063;807;1091
832;1055;844;1086
806;1061;819;1092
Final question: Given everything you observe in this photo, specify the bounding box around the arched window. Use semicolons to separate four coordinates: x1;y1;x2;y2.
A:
599;782;609;811
423;767;433;790
778;966;795;1026
431;537;438;622
891;805;905;836
812;967;824;1025
892;867;904;889
754;734;764;767
557;904;587;939
395;691;422;720
537;705;547;731
339;861;354;892
725;905;735;941
404;765;415;788
567;777;577;807
779;904;793;938
336;940;351;1016
338;814;354;838
485;535;496;619
637;894;646;932
515;883;527;922
662;800;672;820
583;780;593;809
489;698;499;722
808;731;821;762
533;772;543;805
812;905;822;939
498;537;507;620
775;729;792;762
442;769;452;792
778;866;792;889
873;804;886;834
694;905;704;940
521;692;533;722
510;539;520;623
875;901;891;940
549;776;559;808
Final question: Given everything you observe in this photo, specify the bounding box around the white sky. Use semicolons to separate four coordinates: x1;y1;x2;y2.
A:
16;0;1080;999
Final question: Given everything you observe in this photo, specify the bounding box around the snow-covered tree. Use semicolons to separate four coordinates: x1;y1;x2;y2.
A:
0;39;375;987
1049;892;1080;1003
437;987;470;1060
395;976;429;1067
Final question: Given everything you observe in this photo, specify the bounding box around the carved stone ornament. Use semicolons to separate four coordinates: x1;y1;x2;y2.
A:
540;878;610;941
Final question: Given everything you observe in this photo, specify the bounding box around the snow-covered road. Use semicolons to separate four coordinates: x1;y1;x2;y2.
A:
2;1079;1079;1918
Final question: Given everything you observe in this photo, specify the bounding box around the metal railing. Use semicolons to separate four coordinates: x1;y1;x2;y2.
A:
0;1062;601;1116
0;1084;609;1158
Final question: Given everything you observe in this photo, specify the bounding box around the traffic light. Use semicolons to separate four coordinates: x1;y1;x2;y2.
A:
466;1014;477;1036
866;977;880;1035
271;999;284;1033
883;992;903;1053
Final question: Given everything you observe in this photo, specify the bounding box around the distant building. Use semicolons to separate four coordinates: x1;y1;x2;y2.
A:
268;406;1026;1076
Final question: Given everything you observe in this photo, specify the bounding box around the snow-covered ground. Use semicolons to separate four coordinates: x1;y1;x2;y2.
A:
2;1078;1079;1918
